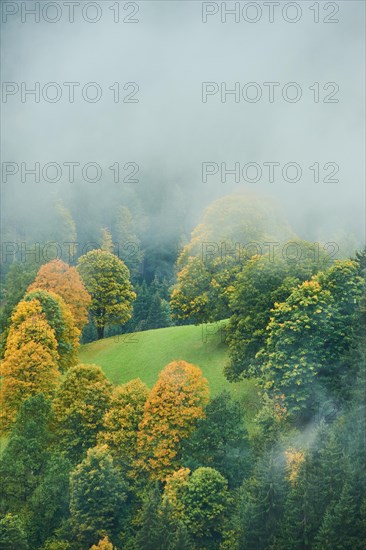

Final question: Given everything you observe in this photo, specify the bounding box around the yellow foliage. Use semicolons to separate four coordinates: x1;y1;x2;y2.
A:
137;361;209;481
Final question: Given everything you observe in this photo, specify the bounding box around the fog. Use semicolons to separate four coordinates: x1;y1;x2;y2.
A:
1;0;365;250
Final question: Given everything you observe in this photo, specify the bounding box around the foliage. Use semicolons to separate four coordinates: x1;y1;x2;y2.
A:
28;260;91;330
0;395;53;514
137;360;209;480
260;260;364;417
0;301;60;430
69;445;127;548
225;242;331;381
77;249;136;339
53;364;113;463
164;467;230;548
182;391;251;487
24;288;80;372
170;192;294;323
0;514;28;550
99;379;149;474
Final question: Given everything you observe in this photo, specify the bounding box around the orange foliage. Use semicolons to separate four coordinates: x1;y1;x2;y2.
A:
137;360;209;481
28;259;91;330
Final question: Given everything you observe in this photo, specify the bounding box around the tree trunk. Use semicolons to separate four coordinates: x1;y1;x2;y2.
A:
97;325;105;340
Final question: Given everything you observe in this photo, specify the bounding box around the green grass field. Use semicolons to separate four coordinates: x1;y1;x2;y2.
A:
79;323;259;418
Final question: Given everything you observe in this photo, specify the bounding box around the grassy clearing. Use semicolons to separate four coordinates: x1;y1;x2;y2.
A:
79;323;260;429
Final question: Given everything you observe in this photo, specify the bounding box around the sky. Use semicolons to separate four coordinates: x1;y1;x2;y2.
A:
1;0;365;247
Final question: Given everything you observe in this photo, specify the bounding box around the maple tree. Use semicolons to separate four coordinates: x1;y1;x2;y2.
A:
28;259;91;330
137;360;209;480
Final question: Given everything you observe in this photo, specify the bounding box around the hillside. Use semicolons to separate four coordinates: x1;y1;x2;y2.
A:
79;322;258;407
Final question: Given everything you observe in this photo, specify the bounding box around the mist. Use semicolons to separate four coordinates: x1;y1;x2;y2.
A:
1;1;365;253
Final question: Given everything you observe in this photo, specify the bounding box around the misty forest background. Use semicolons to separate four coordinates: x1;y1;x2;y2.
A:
1;2;366;550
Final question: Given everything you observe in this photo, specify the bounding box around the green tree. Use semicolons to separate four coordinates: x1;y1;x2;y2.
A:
27;455;71;549
182;391;251;488
260;260;364;417
225;242;330;381
315;484;358;549
0;395;52;514
69;445;127;548
146;292;172;329
53;364;113;463
0;514;28;550
77;250;136;339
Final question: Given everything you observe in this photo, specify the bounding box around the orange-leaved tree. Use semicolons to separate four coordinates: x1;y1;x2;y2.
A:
28;259;91;330
137;360;209;481
0;299;60;431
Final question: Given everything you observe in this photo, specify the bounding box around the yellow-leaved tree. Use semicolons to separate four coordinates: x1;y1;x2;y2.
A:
99;378;149;475
0;299;60;431
137;360;209;481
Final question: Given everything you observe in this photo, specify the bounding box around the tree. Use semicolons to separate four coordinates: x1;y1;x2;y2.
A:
0;395;53;513
1;300;60;430
164;467;230;548
260;260;364;417
77;249;136;339
146;292;172;329
225;242;331;381
27;455;71;549
182;391;251;488
315;484;358;549
0;259;39;358
69;445;127;548
90;536;116;549
114;205;144;277
170;192;294;323
137;361;210;480
100;228;114;253
99;379;149;474
28;260;91;330
24;288;80;372
53;364;113;463
0;514;28;550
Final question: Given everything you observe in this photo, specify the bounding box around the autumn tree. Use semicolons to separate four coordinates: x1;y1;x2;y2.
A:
53;364;113;463
24;288;80;372
69;445;127;548
137;361;209;480
90;536;116;550
99;379;149;474
28;260;91;330
0;300;60;430
77;249;136;339
0;259;39;358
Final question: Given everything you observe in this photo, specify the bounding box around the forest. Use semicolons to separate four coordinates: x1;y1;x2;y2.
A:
1;190;365;549
1;2;365;548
